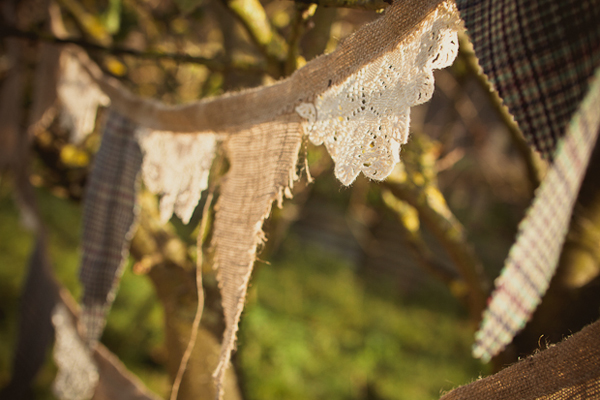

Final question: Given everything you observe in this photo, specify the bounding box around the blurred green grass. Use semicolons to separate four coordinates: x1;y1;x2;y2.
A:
239;238;487;400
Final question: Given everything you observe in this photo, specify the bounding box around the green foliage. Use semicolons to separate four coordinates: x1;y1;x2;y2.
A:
239;238;487;400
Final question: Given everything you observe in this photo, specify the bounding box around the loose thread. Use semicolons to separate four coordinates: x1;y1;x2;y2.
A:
169;191;214;400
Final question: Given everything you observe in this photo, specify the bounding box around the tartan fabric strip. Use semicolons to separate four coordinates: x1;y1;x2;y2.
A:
473;67;600;362
456;0;600;157
79;110;142;344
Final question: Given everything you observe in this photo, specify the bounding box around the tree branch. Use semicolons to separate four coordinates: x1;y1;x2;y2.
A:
381;135;490;323
284;3;317;76
294;0;390;10
382;189;466;291
0;26;266;73
221;0;288;77
56;0;113;46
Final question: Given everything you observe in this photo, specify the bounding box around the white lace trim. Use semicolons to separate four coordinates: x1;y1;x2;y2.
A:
52;303;99;400
58;51;110;144
136;129;217;224
296;2;460;186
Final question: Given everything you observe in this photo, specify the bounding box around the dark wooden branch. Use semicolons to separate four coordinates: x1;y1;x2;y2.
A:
293;0;390;10
221;0;288;77
0;26;266;73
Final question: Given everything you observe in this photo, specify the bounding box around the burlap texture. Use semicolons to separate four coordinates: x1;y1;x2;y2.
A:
68;2;455;397
441;319;600;400
211;114;303;396
73;0;444;133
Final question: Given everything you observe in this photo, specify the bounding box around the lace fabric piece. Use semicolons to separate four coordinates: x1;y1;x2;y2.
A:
296;1;460;186
52;303;99;400
58;50;110;144
136;129;217;224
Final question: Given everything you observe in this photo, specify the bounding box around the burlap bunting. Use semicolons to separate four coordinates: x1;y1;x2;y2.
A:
2;0;600;399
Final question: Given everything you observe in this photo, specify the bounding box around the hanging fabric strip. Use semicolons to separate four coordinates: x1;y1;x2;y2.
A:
52;303;99;400
442;319;600;400
456;0;600;158
211;114;303;398
473;67;600;362
53;290;162;400
79;110;142;345
57;49;110;144
63;2;463;398
136;129;217;224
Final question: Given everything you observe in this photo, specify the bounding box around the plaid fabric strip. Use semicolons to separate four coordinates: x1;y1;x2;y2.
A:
456;0;600;157
79;110;142;344
473;67;600;362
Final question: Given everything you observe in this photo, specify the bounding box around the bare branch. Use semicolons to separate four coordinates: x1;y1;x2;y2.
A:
56;0;113;46
294;0;390;11
221;0;288;77
0;26;266;73
284;3;317;76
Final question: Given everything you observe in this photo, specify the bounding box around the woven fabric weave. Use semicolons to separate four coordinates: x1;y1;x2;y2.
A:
456;0;600;157
79;111;142;344
457;0;600;361
442;319;600;400
473;67;600;361
211;115;303;395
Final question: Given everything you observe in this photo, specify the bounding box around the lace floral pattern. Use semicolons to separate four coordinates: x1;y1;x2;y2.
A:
296;2;460;185
136;129;217;224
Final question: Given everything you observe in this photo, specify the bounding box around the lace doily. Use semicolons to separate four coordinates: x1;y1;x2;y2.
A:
58;51;110;144
296;2;460;186
52;303;99;400
136;129;217;224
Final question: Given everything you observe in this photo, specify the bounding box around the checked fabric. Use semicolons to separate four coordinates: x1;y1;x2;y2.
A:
456;0;600;158
79;111;142;345
474;66;600;361
456;0;600;361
